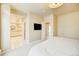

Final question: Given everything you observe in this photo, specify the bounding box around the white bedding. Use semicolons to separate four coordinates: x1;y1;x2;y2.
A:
28;37;79;56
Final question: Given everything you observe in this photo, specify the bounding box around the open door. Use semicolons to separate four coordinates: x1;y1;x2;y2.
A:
45;23;52;39
10;13;25;49
41;22;52;40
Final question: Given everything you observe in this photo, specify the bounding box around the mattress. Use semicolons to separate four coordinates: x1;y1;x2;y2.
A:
28;37;79;56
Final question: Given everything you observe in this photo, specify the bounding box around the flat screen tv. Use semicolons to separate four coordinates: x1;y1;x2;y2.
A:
34;23;42;30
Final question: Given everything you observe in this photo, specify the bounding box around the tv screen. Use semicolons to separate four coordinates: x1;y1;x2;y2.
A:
34;23;42;30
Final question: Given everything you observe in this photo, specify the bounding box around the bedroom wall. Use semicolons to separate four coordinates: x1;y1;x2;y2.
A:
58;11;79;39
1;4;10;50
25;13;30;44
0;4;1;50
53;15;58;36
0;4;26;50
28;13;43;42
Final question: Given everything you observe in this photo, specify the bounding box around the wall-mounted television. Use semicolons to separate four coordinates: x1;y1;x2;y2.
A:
34;23;42;30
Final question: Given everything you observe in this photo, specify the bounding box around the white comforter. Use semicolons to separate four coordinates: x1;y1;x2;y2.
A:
28;37;79;56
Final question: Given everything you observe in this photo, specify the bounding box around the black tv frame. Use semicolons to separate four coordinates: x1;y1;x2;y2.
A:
34;23;42;30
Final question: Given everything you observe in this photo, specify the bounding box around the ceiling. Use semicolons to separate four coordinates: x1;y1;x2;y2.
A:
10;3;79;17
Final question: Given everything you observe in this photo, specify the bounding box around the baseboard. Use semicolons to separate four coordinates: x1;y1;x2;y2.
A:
0;48;11;55
0;49;2;55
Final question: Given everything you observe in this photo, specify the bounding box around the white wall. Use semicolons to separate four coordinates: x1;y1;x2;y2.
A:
28;13;43;42
1;4;10;50
58;12;79;39
25;13;30;44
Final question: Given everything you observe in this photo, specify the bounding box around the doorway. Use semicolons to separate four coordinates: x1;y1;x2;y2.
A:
10;13;25;49
45;23;52;39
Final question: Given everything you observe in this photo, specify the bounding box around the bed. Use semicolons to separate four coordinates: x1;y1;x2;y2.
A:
28;37;79;56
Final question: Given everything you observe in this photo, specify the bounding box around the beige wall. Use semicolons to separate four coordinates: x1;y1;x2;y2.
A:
1;4;10;50
29;13;43;42
58;11;79;39
0;4;1;49
53;15;58;36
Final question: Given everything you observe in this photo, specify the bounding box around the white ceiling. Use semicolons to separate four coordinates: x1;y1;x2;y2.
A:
10;3;79;16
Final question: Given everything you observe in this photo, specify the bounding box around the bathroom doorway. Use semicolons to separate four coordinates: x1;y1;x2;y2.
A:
10;13;25;49
45;23;52;39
